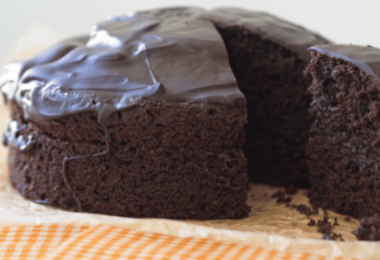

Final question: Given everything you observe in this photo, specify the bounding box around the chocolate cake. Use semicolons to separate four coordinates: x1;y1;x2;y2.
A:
1;7;327;219
306;44;380;219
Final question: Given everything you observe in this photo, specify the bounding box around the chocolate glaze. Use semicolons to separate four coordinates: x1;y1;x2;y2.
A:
309;44;380;82
2;120;34;151
0;7;242;126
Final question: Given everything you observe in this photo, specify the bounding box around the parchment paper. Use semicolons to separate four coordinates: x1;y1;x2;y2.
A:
0;23;379;259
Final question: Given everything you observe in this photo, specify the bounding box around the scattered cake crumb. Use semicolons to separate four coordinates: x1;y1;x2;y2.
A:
286;203;318;217
323;233;344;241
287;202;343;240
271;189;345;241
353;215;380;241
317;216;332;235
316;213;343;241
344;217;351;222
307;218;316;227
294;204;313;216
272;190;292;203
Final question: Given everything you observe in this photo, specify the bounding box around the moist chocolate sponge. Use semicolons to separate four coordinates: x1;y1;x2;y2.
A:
306;44;380;219
7;100;249;219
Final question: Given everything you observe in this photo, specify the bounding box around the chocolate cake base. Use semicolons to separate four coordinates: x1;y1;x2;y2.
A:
7;101;249;220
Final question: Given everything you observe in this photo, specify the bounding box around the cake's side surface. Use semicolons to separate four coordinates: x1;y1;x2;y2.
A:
306;44;380;218
1;7;250;220
211;9;329;187
7;100;249;219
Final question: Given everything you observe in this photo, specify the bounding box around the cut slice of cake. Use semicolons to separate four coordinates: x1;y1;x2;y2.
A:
306;44;380;218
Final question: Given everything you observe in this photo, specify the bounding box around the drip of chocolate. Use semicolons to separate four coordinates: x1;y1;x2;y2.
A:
2;120;35;151
61;142;111;211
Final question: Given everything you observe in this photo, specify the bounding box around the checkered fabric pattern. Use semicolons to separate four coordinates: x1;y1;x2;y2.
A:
0;224;360;260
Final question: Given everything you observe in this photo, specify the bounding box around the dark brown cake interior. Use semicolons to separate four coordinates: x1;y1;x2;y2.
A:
306;48;380;219
214;24;312;187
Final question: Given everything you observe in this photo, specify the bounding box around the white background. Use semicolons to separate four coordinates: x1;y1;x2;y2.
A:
1;0;379;62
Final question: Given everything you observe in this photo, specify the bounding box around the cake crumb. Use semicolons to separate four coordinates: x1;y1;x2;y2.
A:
307;218;316;227
272;190;292;203
344;217;351;222
288;202;343;240
294;204;313;216
323;233;344;241
353;215;380;241
317;216;332;235
316;213;343;241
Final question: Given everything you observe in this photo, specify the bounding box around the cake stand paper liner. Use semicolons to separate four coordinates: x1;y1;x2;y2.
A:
0;22;379;259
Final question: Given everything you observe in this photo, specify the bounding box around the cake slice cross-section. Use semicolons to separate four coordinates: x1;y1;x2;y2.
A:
306;44;380;218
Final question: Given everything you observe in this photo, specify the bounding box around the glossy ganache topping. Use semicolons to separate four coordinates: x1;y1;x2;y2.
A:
0;7;243;124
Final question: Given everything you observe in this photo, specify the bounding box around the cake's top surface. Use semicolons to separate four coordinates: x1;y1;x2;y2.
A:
209;8;328;61
309;44;380;83
0;7;327;124
1;7;244;124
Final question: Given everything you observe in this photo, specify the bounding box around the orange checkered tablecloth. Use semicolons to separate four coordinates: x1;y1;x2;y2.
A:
0;224;359;260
